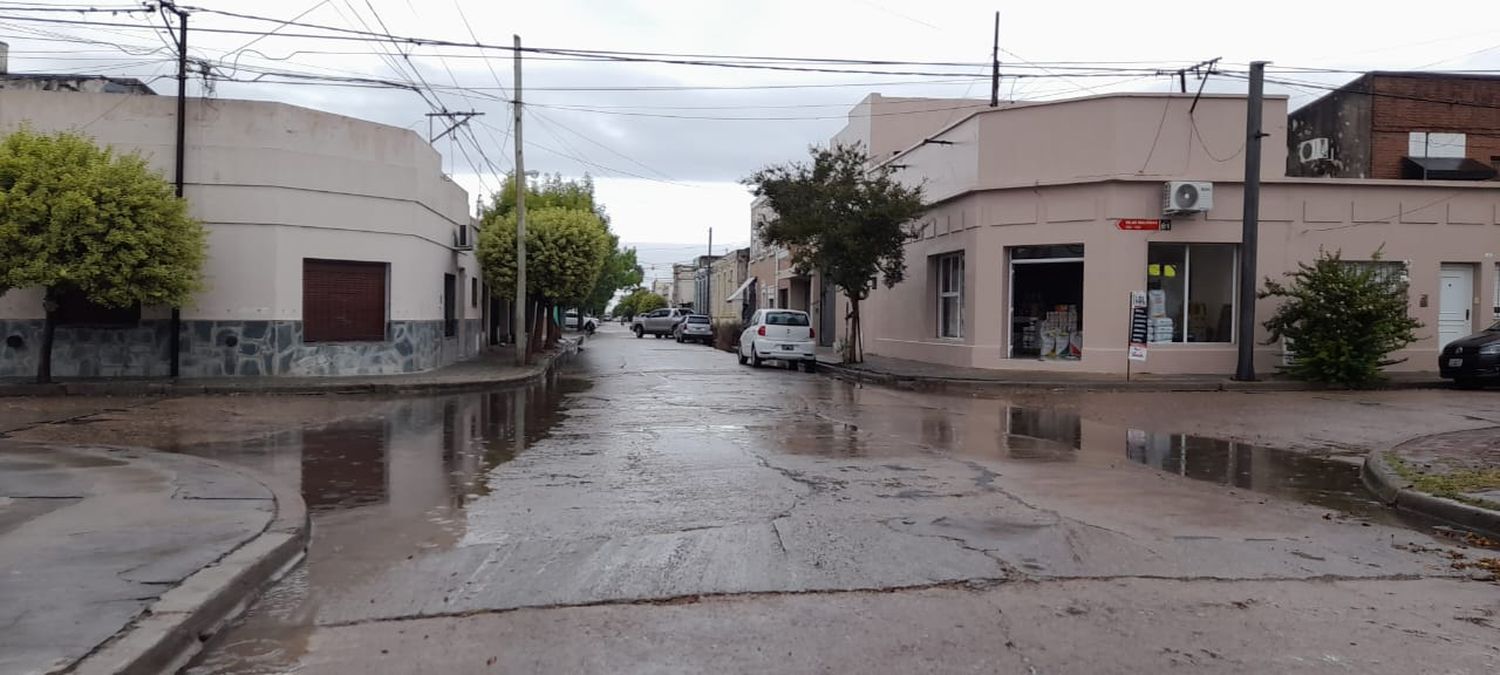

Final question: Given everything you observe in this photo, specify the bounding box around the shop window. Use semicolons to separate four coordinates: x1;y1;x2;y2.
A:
444;274;457;337
52;287;140;326
303;259;387;342
936;252;964;338
1009;245;1084;360
1146;244;1236;343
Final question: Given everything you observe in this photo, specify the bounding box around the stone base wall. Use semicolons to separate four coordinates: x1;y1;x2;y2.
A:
1;318;483;379
0;320;173;378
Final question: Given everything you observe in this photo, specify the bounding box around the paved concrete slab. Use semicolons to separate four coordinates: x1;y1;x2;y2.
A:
0;442;275;675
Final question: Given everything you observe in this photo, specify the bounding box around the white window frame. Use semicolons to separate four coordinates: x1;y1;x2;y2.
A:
937;252;964;339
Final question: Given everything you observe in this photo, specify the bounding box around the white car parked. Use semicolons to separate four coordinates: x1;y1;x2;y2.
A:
738;309;816;371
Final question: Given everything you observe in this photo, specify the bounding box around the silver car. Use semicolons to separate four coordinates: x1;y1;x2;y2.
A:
632;307;690;339
674;314;714;344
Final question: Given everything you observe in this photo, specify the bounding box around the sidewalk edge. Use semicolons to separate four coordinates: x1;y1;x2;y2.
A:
815;361;1446;393
0;341;577;398
1362;448;1500;539
70;456;310;675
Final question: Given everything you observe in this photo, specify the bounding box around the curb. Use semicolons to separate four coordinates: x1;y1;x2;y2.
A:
1362;447;1500;539
70;454;310;675
0;341;579;399
815;361;1449;394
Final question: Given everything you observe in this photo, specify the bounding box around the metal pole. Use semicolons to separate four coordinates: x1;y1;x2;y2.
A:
1234;61;1267;382
1179;70;1187;93
512;35;528;366
169;4;187;378
706;227;712;315
989;11;1000;107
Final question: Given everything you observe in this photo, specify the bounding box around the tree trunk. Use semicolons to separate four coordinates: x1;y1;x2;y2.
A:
845;295;863;364
529;298;545;355
37;289;57;384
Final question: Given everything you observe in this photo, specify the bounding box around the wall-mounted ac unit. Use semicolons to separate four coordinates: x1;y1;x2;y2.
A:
1298;137;1330;164
454;225;474;251
1162;181;1213;215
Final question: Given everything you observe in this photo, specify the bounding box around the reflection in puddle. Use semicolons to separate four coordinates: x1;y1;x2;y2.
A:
178;374;585;675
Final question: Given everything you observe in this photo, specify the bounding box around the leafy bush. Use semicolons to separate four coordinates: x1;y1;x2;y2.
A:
1260;250;1421;388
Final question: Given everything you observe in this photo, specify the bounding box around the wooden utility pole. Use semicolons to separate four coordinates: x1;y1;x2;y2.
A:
989;11;1000;107
512;35;528;366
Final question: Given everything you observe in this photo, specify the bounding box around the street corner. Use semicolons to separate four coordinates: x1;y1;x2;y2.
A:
1365;427;1500;545
0;440;308;675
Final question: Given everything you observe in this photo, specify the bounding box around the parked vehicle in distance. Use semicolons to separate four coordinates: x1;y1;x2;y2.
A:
675;314;714;344
1440;320;1500;388
563;311;598;335
738;309;816;371
632;307;691;338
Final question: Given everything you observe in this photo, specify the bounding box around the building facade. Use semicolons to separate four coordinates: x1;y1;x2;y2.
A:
671;263;697;309
0;89;485;378
710;248;751;325
1287;72;1500;181
851;92;1500;375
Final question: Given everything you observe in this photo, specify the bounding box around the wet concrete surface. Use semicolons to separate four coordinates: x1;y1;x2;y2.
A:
0;442;273;675
9;326;1500;672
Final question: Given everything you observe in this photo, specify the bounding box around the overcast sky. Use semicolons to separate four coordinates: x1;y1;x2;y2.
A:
5;0;1500;282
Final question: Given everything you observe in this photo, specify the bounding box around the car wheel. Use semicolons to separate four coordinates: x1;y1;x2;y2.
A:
750;350;762;368
803;360;817;373
634;325;643;339
676;333;683;343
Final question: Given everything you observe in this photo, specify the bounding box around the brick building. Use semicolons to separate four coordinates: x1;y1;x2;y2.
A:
1287;72;1500;181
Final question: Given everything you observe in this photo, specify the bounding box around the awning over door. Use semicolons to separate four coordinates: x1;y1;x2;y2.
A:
726;277;756;302
1401;156;1498;181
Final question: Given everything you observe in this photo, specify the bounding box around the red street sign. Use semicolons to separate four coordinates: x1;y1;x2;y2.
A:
1117;218;1171;231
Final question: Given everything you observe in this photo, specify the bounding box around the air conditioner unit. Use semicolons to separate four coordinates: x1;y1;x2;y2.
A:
454;225;474;251
1298;137;1331;164
1162;181;1213;215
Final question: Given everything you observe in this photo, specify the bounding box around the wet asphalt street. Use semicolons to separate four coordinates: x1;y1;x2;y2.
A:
179;326;1500;674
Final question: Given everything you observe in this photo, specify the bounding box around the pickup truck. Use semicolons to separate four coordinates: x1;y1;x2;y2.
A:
631;307;690;338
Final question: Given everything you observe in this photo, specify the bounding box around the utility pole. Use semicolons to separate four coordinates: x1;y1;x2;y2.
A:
1234;61;1268;382
512;34;528;367
989;11;1000;107
705;227;713;315
166;0;188;378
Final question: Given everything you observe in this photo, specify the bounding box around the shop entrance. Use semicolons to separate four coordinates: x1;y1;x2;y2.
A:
1008;245;1084;360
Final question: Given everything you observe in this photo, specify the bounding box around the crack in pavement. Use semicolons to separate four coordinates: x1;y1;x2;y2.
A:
876;516;1020;577
307;570;1456;631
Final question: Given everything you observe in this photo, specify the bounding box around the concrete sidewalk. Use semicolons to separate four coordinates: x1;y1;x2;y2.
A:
816;352;1448;392
1366;427;1500;540
0;441;307;675
0;339;579;398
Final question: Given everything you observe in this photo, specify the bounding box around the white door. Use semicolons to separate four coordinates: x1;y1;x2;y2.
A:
1439;264;1474;349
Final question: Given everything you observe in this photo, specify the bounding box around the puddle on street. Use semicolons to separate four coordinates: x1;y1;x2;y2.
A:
177;373;586;675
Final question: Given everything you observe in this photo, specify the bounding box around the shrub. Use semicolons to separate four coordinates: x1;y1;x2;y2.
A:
1260;250;1421;388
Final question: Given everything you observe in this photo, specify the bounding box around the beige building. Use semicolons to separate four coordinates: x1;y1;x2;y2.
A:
710;248;751;325
746;95;988;351
0;88;486;378
850;92;1500;375
670;263;697;308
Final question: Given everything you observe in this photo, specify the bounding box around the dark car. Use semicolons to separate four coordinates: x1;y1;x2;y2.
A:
1440;320;1500;388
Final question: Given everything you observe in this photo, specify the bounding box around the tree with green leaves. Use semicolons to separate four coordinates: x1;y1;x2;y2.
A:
478;204;611;349
0;128;205;383
612;288;666;321
583;234;642;316
1260;249;1422;388
744;143;925;363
